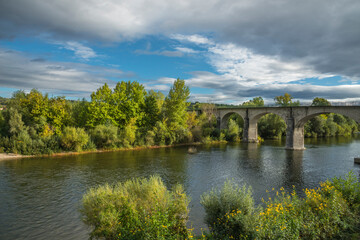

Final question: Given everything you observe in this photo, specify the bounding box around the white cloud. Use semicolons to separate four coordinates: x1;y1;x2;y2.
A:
171;34;214;45
1;0;360;102
206;42;334;86
143;84;170;92
174;47;199;54
2;0;359;79
156;77;178;84
0;49;130;97
62;41;97;60
184;71;360;103
172;35;333;89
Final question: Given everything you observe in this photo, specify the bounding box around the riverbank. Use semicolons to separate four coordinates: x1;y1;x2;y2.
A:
0;153;34;161
0;140;228;161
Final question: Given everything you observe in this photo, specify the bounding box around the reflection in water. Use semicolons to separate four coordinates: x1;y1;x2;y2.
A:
0;135;360;239
284;150;304;193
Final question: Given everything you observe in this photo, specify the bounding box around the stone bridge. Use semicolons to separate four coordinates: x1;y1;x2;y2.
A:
217;106;360;150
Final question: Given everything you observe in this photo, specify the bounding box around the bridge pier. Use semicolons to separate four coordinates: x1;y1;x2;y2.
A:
243;117;258;142
285;118;305;150
217;106;360;150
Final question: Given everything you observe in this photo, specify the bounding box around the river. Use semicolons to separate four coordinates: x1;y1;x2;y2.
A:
1;135;360;239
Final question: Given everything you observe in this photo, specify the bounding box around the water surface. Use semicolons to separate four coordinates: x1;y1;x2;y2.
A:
1;135;360;239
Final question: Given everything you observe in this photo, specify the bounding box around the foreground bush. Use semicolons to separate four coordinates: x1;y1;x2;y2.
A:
257;182;355;239
200;181;258;239
80;176;191;240
201;172;360;240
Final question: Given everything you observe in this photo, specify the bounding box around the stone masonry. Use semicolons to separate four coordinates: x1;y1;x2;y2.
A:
217;106;360;150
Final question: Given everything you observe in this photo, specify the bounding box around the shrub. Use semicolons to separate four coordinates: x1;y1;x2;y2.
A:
300;182;355;239
191;126;202;142
119;118;137;148
226;119;240;142
90;124;118;149
258;181;355;239
174;126;192;144
60;126;89;152
153;120;171;146
200;181;257;239
201;175;359;240
257;188;303;239
80;175;191;240
331;171;360;214
144;130;155;146
40;135;61;154
258;113;286;139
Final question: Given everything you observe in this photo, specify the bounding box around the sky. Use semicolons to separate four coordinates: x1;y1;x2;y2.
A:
0;0;359;104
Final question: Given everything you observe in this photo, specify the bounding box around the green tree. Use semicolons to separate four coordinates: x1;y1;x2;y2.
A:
311;97;331;106
242;97;264;107
86;83;113;127
274;93;300;106
142;92;161;128
148;90;165;111
119;118;138;147
7;90;26;113
227;119;240;141
163;78;190;131
71;98;89;128
201;103;217;125
258;114;286;139
8;108;26;136
112;81;146;128
14;89;49;134
48;96;69;134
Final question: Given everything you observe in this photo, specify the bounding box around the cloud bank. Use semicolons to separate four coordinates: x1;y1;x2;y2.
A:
1;0;359;80
0;49;132;97
0;0;359;102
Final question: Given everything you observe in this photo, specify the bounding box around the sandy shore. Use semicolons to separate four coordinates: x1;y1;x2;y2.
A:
0;153;34;161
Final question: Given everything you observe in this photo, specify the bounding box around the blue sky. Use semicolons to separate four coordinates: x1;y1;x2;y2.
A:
0;0;359;104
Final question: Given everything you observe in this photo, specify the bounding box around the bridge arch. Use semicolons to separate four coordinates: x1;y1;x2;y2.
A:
219;109;247;130
287;107;360;150
295;110;360;129
245;108;289;142
217;106;360;150
246;112;287;142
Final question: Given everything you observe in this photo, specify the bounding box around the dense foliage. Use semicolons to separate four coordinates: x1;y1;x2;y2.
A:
200;181;258;239
81;172;360;239
274;93;300;106
0;86;358;155
200;172;360;239
0;79;220;154
81;176;191;240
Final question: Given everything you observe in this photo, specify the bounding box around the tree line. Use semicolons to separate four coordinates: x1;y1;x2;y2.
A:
0;81;358;155
0;79;220;155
